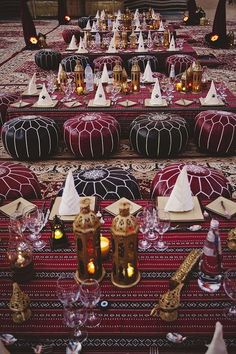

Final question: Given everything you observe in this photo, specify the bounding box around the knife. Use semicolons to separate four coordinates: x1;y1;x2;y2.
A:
220;200;231;219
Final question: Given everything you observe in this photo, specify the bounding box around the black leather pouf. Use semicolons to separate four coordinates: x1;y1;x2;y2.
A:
2;115;59;161
35;49;61;70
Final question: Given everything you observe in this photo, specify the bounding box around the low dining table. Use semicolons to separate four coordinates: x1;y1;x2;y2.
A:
0;199;236;353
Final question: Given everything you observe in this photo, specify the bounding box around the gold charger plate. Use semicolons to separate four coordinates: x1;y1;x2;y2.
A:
104;197;142;216
144;98;168;107
157;196;204;222
87;99;111;107
32;100;58;108
0;197;36;217
205;196;236;219
49;196;96;221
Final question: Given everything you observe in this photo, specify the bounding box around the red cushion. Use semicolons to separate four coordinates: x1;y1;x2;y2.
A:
63;113;120;158
151;163;231;199
0;162;41;200
194;110;236;155
62;28;81;43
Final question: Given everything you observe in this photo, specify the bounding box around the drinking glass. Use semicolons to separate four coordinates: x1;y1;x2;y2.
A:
9;211;27;236
63;307;88;343
144;204;158;241
57;273;80;308
136;210;151;251
80;279;101;327
153;209;170;251
110;84;122;105
166;82;175;103
223;268;236;319
23;207;46;250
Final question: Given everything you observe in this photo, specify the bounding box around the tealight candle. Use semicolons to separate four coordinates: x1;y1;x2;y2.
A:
100;236;110;258
175;82;182;91
77;86;84;95
87;260;96;274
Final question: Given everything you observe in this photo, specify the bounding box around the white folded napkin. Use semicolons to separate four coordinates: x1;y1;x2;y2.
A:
76;37;88;53
117;9;122;20
204;80;219;105
205;322;228;354
107;36;117;53
0;340;10;354
150;78;163;105
134;9;139;20
134;17;141;30
143;60;154;82
91;21;97;32
136;32;145;52
168;35;176;50
59;170;80;216
36;83;54;107
165;165;194;212
100;9;106;20
26;73;37;94
95;10;99;19
57;63;63;83
101;63;110;83
93;80;107;105
85;19;91;30
67;34;78;50
158;20;165;31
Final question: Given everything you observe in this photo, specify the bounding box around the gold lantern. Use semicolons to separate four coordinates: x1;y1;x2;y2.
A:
131;60;141;92
58;66;67;91
114;31;120;49
113;61;123;86
163;29;170;47
9;282;31;324
111;202;140;288
121;30;128;49
192;61;203;93
129;29;137;49
73;199;105;283
74;60;85;92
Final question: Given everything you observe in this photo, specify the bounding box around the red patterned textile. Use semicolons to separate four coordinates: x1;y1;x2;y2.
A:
63;113;121;158
93;55;123;71
166;54;195;74
0;92;18;127
61;28;81;43
0;161;41;200
151;163;232;199
0;199;236;353
194;110;236;155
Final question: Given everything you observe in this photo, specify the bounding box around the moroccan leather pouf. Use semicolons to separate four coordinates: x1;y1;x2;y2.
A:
62;28;81;43
150;163;232;200
35;49;62;70
59;166;141;200
0;161;41;200
194;110;236;155
129;113;189;158
93;56;123;72
61;54;90;72
0;92;18;127
166;54;195;74
2;115;59;161
63;113;120;159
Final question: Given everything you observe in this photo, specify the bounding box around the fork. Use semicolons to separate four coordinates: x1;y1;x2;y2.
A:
149;346;159;354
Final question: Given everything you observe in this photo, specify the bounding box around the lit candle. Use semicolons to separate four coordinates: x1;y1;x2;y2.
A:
175;82;182;91
77;86;84;95
87;260;95;274
54;229;63;239
127;263;135;277
16;253;25;267
100;236;110;258
133;84;138;92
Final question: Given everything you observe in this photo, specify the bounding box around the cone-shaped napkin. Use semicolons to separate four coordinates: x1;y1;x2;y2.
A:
85;19;91;30
57;63;63;83
149;78;163;105
136;32;145;52
134;8;139;20
67;34;78;50
205;322;228;354
101;63;110;83
143;61;154;82
107;36;117;53
59;170;80;215
91;21;97;32
165;166;194;212
168;35;176;50
117;9;122;20
135;17;141;31
158;20;165;31
36;83;54;107
26;73;37;94
101;9;106;20
204;80;219;105
95;10;100;19
76;37;88;53
93;80;107;105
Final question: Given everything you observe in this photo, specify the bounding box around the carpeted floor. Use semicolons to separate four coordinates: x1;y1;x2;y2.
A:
0;18;236;199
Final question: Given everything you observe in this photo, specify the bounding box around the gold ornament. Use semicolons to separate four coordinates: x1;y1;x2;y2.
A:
9;282;31;323
131;60;141;92
74;60;85;91
113;61;123;86
228;228;236;251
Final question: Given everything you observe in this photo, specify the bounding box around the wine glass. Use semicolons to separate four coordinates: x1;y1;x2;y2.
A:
80;278;101;327
23;207;46;250
57;273;80;308
63;307;88;344
110;84;122;106
136;210;151;251
144;203;158;241
9;211;27;236
153;208;170;251
223;268;236;319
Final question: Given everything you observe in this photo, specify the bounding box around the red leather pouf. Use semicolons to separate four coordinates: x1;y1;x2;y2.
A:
194;110;236;155
166;54;195;74
63;113;121;158
62;28;81;43
0;92;18;127
151;163;231;199
0;162;41;200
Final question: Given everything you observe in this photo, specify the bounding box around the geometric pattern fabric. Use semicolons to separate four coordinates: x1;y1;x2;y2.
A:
129;112;189;158
1;115;59;161
61;54;90;72
166;54;195;74
63;113;120;159
150;162;232;199
93;55;123;71
0;161;41;200
127;55;159;73
59;166;142;200
194;110;236;155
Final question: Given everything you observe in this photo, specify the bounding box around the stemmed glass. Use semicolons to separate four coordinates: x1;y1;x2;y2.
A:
46;71;57;99
136;210;151;251
23;207;46;250
110;84;122;106
166;82;175;103
80;278;101;327
9;211;27;236
223;268;236;319
216;81;228;101
57;273;80;308
63;307;88;344
144;204;158;242
153;209;170;251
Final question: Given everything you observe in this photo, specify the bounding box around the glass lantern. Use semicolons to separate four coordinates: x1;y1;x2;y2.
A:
74;60;85;92
192;61;203;93
111;202;140;288
131;60;141;92
113;61;123;86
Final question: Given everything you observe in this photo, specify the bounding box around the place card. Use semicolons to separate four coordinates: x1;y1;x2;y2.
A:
205;196;236;219
144;98;168;107
0;197;36;217
87;99;111;107
10;101;31;108
157;196;204;222
175;99;193;106
32;100;58;108
49;196;96;221
118;100;137;107
199;97;225;106
63;101;82;108
104;197;142;216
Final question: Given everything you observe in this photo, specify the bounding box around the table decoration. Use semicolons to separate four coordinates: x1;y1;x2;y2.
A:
131;60;141;92
118;100;136;107
57;63;67;91
111;201;140;288
9;282;31;323
205;197;236;219
129;29;137;49
74;61;85;91
192;61;203;93
104;197;142;216
51;214;69;249
227;228;236;251
73;198;105;283
66;35;78;51
100;235;110;258
0;197;35;218
113;61;122;86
